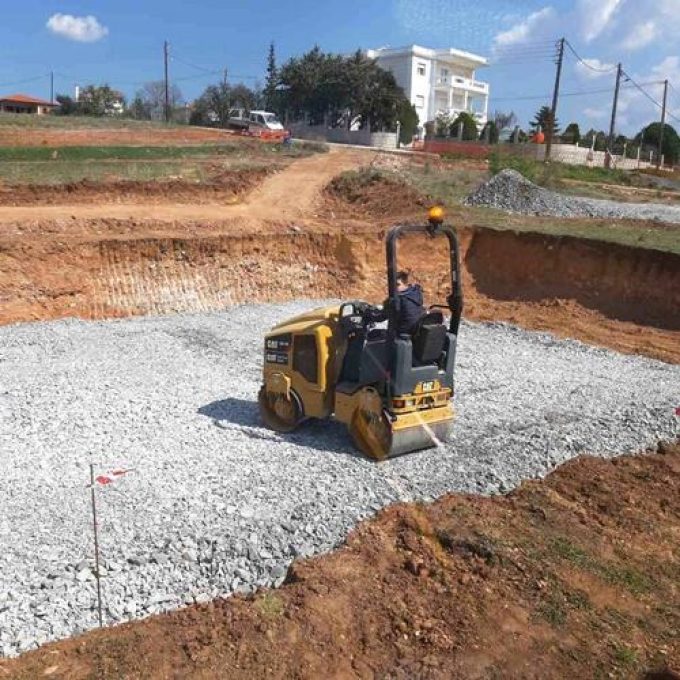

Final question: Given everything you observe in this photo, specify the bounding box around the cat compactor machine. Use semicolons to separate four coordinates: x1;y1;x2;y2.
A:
258;207;463;460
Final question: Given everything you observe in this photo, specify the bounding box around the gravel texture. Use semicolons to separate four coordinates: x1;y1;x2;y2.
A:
1;301;678;656
465;168;680;223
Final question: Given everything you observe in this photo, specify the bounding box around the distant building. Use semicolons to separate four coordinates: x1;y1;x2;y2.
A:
0;93;57;115
366;45;489;128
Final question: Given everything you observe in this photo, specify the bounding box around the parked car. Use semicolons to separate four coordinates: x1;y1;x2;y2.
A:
227;109;284;132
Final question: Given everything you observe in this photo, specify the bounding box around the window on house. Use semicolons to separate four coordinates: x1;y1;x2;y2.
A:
416;62;426;76
440;68;449;77
415;95;425;108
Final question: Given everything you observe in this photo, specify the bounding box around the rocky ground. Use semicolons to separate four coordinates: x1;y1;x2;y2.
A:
1;301;678;657
465;169;680;223
2;443;678;679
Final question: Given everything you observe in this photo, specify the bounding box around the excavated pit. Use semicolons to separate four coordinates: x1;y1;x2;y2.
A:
1;224;678;362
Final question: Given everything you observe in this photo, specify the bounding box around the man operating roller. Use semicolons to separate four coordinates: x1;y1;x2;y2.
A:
395;270;426;336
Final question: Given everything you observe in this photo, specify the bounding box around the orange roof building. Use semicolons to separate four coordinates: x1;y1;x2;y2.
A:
0;93;58;115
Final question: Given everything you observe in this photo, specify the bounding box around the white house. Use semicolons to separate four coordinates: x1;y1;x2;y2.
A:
366;45;490;129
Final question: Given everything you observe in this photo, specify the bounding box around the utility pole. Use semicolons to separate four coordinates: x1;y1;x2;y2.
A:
545;37;565;162
164;40;170;123
657;79;668;169
607;63;623;168
50;71;54;104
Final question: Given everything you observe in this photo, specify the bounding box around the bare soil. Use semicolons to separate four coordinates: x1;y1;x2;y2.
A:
0;169;271;206
0;148;678;364
0;126;240;148
2;442;678;680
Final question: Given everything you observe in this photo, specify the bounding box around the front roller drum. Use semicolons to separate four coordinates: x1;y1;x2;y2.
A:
258;385;303;433
349;395;454;460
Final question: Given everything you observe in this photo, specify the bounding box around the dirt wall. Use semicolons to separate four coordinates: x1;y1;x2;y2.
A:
1;225;678;360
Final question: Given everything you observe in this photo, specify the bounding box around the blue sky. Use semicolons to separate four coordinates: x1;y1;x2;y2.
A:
1;0;679;134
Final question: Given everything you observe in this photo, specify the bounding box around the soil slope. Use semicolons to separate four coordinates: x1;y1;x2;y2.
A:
2;443;678;680
0;150;679;363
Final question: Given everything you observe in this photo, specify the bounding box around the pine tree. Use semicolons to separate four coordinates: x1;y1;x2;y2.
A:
264;42;278;111
531;105;560;136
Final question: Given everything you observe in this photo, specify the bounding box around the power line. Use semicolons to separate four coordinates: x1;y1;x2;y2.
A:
564;41;617;73
170;54;217;74
489;83;666;103
0;73;51;88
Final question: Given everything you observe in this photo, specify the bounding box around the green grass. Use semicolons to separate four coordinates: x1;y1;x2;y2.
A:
0;141;323;185
0;159;211;185
254;593;284;619
462;206;680;255
399;162;680;255
0;113;180;129
403;163;483;203
489;151;633;186
549;537;652;596
612;644;638;667
0;144;247;162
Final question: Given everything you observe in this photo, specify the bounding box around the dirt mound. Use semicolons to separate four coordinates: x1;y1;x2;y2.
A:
466;169;680;224
325;168;430;220
0;169;271;206
3;442;678;679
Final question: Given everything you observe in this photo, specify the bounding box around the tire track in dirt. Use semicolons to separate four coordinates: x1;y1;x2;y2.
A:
0;147;370;225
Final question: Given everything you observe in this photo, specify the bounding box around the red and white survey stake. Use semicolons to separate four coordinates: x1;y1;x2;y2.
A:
86;468;135;487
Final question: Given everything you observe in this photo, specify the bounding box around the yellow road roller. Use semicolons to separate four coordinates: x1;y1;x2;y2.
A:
258;208;463;459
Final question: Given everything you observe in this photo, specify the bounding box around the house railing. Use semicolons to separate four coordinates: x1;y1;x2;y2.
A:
434;76;489;93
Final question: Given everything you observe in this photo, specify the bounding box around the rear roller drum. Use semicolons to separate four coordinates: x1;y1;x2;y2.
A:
258;386;303;433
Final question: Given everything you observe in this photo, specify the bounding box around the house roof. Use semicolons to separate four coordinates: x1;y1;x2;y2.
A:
367;45;488;67
0;93;57;106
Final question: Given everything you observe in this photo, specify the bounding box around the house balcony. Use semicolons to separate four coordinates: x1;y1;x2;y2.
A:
435;107;488;126
434;75;489;94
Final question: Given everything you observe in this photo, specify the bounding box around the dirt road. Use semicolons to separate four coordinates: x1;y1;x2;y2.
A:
0;147;369;224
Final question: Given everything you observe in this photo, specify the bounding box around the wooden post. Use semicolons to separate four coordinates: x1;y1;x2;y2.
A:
89;463;104;628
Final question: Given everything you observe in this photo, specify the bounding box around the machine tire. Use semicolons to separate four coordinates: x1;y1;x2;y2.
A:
258;385;303;433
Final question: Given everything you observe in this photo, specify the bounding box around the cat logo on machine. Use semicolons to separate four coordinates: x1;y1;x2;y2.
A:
265;334;292;352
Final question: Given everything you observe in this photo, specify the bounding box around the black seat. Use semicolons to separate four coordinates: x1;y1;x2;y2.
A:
412;312;447;365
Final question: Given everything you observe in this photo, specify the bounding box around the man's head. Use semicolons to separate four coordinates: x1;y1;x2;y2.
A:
396;270;409;292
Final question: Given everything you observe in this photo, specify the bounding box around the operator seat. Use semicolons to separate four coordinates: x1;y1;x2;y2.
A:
411;311;447;365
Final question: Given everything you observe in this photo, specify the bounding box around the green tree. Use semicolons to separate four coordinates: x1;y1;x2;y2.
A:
277;47;410;131
127;96;152;120
635;122;680;164
479;120;499;143
531;105;560;136
264;41;278;111
450;112;478;141
397;99;419;145
54;94;78;116
190;82;259;126
563;122;581;144
77;85;124;116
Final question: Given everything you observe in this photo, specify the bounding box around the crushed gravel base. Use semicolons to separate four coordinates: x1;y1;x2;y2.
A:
1;301;678;656
465;168;680;223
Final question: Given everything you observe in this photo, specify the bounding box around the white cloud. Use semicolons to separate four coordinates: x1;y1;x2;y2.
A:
621;21;657;51
46;14;108;43
576;58;616;79
493;7;556;47
578;0;623;42
583;107;606;119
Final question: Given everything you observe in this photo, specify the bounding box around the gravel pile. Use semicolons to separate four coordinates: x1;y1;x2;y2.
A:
465;168;680;223
1;302;678;656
